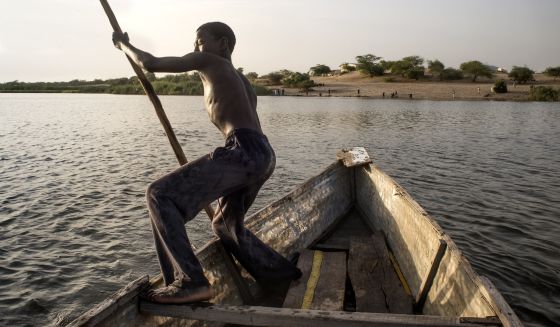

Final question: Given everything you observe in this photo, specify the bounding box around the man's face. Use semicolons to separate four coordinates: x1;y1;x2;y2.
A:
194;29;222;55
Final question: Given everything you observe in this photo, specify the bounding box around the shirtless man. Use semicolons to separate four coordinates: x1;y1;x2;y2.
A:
113;22;300;304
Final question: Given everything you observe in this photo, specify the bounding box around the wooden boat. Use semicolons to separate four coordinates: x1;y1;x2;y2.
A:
68;148;522;327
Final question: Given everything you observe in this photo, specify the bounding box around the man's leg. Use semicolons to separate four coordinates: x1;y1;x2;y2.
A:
145;153;265;302
212;183;301;288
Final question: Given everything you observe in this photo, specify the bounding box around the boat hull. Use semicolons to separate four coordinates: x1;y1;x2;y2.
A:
68;153;522;327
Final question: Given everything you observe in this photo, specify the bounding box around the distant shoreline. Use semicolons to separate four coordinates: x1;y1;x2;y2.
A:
2;72;558;102
273;72;560;102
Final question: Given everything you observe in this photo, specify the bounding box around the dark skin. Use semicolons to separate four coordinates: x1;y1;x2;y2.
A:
113;29;262;303
113;29;262;138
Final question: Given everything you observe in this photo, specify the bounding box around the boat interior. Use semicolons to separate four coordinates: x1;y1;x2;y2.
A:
262;208;415;314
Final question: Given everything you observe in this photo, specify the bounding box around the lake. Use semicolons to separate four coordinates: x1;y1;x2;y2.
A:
0;94;558;326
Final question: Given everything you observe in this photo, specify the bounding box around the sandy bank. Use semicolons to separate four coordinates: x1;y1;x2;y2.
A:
271;72;560;101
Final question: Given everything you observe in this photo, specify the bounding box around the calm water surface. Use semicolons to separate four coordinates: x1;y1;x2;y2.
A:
0;94;559;327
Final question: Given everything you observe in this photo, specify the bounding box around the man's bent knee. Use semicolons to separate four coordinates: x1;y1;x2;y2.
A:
146;179;169;208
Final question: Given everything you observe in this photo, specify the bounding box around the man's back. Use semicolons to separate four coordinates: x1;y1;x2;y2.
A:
197;58;261;137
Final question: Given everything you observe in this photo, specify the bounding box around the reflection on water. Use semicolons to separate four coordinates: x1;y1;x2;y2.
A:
0;94;559;326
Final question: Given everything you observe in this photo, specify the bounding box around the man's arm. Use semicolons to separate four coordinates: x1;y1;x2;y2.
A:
112;32;215;73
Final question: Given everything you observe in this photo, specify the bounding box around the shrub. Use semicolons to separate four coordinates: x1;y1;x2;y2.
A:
383;77;395;83
508;66;534;84
428;59;445;79
355;54;384;77
282;72;315;91
404;66;425;80
309;64;331;76
260;72;284;85
440;68;464;80
544;66;560;79
493;80;508;93
391;56;425;80
528;86;559;102
252;84;272;95
460;60;494;82
340;63;356;72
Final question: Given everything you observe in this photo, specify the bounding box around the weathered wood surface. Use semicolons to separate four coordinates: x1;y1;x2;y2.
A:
355;165;446;302
312;251;347;310
354;164;522;326
139;302;486;327
312;209;372;250
348;237;387;313
423;234;522;327
283;250;347;311
478;277;523;327
282;250;314;309
348;234;413;314
415;239;447;311
245;162;352;258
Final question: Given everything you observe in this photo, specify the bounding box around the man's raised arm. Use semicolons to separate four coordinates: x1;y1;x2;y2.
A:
112;32;210;73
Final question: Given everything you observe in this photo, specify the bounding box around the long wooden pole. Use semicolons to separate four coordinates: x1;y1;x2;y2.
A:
99;0;214;219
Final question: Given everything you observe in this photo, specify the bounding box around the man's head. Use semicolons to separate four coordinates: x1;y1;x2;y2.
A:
195;22;236;59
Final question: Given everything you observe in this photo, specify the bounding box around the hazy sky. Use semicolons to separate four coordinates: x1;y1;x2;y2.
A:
1;0;559;82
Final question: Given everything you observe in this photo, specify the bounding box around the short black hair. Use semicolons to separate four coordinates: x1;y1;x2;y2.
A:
197;22;236;54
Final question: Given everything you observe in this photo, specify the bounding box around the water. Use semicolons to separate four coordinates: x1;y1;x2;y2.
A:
0;94;559;327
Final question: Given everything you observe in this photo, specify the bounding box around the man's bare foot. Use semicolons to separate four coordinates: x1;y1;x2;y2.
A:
146;284;214;304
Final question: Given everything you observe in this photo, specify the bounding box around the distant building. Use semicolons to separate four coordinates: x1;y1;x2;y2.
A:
497;67;508;73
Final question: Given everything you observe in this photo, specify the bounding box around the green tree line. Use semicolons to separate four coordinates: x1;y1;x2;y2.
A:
304;57;560;84
0;72;272;96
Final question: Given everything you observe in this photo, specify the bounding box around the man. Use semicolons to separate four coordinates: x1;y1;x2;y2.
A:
112;22;301;304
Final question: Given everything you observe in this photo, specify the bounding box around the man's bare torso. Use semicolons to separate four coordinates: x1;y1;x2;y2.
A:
113;26;262;139
198;59;262;138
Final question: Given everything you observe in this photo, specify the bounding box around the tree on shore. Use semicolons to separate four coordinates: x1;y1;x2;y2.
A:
340;62;356;72
355;54;384;77
379;60;395;72
544;66;560;80
309;64;331;76
508;66;534;84
440;68;464;80
282;72;315;91
427;59;445;80
460;61;494;82
260;70;292;85
245;72;259;82
391;56;425;80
